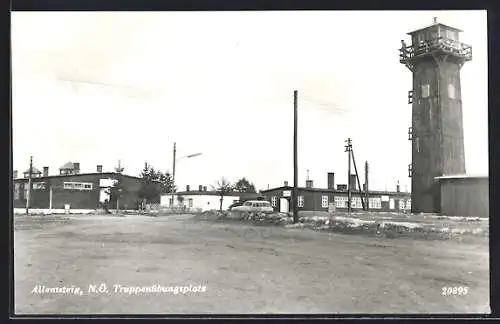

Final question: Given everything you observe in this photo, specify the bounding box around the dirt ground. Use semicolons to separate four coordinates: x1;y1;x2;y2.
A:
13;213;490;315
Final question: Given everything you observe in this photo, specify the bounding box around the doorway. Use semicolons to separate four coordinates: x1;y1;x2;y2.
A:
280;198;289;213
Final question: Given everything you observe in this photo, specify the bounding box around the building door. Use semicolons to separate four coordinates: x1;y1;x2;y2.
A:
280;198;289;213
389;198;395;210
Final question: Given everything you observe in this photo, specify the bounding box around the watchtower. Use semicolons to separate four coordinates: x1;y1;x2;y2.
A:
399;18;472;214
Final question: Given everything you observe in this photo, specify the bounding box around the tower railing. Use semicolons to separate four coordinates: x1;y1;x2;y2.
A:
399;37;472;63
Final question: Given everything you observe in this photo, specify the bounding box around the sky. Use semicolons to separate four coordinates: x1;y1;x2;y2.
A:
11;10;488;192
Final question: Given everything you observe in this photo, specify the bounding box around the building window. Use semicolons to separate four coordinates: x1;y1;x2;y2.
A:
321;195;329;208
352;197;363;209
271;196;277;207
369;197;382;209
33;182;46;190
399;200;405;210
406;199;412;210
445;29;457;41
188;198;193;208
448;84;456;99
63;182;93;190
169;198;173;206
298;196;304;207
335;196;348;208
14;183;20;200
421;84;430;98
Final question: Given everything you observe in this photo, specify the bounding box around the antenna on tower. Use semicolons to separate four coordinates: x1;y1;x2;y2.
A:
306;169;310;181
115;159;124;174
433;17;438;24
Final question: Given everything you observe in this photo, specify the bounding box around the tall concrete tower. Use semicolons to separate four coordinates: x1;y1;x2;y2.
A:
399;18;472;213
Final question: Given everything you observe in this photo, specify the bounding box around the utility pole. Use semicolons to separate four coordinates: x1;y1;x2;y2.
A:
350;146;365;210
172;142;176;209
25;156;33;215
293;90;298;224
365;161;369;211
345;138;352;215
49;186;53;213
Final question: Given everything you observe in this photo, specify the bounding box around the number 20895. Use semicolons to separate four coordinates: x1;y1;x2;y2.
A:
442;286;468;296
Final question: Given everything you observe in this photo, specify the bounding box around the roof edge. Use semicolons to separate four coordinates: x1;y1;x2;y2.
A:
407;22;463;35
13;172;147;181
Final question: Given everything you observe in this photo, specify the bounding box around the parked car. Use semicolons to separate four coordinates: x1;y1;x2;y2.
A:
228;201;243;210
231;200;274;214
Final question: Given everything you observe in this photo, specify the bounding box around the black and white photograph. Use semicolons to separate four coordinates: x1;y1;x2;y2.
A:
12;10;489;315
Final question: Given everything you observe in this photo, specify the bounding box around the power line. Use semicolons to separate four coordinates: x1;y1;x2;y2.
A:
297;92;349;114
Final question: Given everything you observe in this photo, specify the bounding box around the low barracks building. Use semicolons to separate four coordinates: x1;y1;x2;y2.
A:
261;173;411;213
12;162;156;211
160;185;267;212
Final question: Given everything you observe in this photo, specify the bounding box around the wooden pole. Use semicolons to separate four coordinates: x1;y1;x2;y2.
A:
49;186;53;212
172;142;176;209
25;156;33;215
293;90;298;224
351;148;365;210
346;139;352;215
365;161;369;211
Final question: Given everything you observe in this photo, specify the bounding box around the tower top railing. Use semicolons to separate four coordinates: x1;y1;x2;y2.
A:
399;36;472;64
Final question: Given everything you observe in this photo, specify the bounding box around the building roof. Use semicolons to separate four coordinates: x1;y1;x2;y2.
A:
260;186;409;196
13;172;146;182
60;161;76;170
434;174;489;180
171;191;265;198
407;22;463;36
23;167;41;174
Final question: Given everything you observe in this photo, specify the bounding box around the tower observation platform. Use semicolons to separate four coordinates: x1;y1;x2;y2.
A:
399;21;472;72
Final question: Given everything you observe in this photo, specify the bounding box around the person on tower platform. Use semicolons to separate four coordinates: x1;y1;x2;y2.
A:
400;40;409;59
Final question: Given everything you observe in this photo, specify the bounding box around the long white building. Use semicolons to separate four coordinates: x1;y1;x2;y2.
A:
160;185;266;212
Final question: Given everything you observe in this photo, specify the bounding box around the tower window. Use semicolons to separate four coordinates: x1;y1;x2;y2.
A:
421;84;430;98
446;30;458;41
448;84;456;99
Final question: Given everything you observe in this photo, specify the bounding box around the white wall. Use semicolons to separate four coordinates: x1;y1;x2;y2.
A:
160;194;240;211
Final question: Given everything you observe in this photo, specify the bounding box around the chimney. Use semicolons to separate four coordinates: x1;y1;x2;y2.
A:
349;174;357;191
396;181;401;192
43;167;49;177
203;186;207;192
284;181;289;187
97;165;103;173
74;162;80;174
337;184;347;191
199;185;203;191
433;17;438;24
327;172;335;189
13;170;18;179
305;180;313;188
186;185;190;192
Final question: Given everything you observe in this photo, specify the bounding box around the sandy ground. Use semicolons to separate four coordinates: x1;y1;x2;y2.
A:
13;213;490;314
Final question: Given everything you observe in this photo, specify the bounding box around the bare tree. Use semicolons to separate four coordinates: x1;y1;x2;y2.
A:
212;177;233;211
